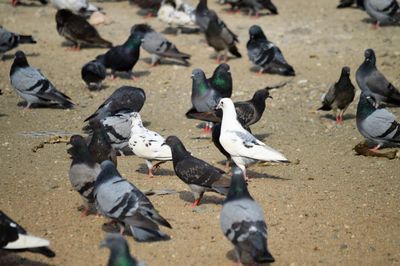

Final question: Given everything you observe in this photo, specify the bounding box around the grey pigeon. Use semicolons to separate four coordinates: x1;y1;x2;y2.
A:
81;59;106;90
0;211;55;258
205;10;241;62
84;86;146;123
94;160;172;242
100;234;146;266
226;0;278;16
356;93;400;150
318;66;355;124
130;24;191;66
364;0;400;26
194;0;211;32
191;68;221;112
96;31;144;80
247;25;295;76
88;120;118;166
165;135;230;207
56;9;112;50
220;166;275;265
216;98;288;179
337;0;364;9
356;49;400;107
67;135;101;216
10;50;74;109
0;26;36;60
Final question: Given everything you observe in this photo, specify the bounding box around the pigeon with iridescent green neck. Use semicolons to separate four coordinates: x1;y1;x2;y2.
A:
208;63;232;98
100;234;146;266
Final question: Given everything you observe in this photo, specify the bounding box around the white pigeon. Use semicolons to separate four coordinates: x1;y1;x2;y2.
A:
128;112;172;178
157;0;196;26
50;0;99;15
216;98;289;179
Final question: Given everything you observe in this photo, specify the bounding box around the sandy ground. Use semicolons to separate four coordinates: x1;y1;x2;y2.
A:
1;0;400;265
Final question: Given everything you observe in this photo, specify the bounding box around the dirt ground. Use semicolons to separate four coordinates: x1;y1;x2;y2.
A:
1;0;400;265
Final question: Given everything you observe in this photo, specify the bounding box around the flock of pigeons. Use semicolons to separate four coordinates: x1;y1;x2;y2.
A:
1;0;400;265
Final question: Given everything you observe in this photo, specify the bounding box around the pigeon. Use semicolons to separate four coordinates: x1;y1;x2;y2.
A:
88;120;118;166
211;123;232;169
81;59;106;90
94;160;172;242
191;68;221;113
130;24;191;66
227;0;278;16
67;135;101;216
205;10;242;63
130;0;162;17
364;0;400;26
11;0;47;7
0;26;36;60
50;0;100;16
165;135;230;206
356;93;400;150
220;166;275;265
356;49;400;107
0;211;55;258
195;0;212;32
128;112;172;178
337;0;364;9
216;98;289;179
96;32;144;80
247;25;295;76
84;86;146;123
56;9;112;50
100;234;146;266
157;0;196;27
208;63;232;98
10;50;74;109
318;66;355;124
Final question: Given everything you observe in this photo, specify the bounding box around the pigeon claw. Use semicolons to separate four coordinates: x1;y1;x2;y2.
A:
11;0;18;6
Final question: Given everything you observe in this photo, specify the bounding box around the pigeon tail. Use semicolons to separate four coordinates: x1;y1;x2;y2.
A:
130;226;170;242
229;46;242;58
17;35;36;44
318;104;332;111
386;84;400;106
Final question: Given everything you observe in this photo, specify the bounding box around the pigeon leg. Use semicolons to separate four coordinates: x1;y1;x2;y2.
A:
372;21;380;29
216;53;222;64
369;144;381;152
130;73;138;81
223;50;229;63
256;68;264;76
110;71;117;80
151;161;166;176
80;207;89;217
11;0;18;6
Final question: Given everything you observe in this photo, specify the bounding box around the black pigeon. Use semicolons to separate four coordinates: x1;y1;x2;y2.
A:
0;26;36;60
94;161;172;242
165;135;230;207
129;0;162;17
229;0;278;16
247;25;295;76
205;10;241;63
10;50;74;109
100;234;145;266
81;59;106;90
208;63;232;98
220;166;275;265
337;0;364;8
56;9;112;50
84;86;146;124
0;211;55;258
318;66;355;124
88;120;118;166
96;32;144;80
130;24;191;66
67;135;101;216
211;123;232;168
356;48;400;107
195;0;212;32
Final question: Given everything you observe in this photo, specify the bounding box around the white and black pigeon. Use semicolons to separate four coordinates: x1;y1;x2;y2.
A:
10;50;74;109
220;166;275;265
247;25;295;76
165;135;230;207
216;98;289;179
318;66;355;124
128;112;172;178
337;0;364;9
81;59;106;90
157;0;196;27
130;24;191;66
356;49;400;107
0;26;36;60
50;0;100;17
67;135;101;216
100;234;146;266
204;10;242;63
94;160;172;242
226;0;278;16
356;93;400;150
364;0;400;27
0;211;55;258
84;86;146;124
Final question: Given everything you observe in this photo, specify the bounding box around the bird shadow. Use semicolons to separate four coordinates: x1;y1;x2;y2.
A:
360;18;400;27
60;41;110;49
221;7;277;17
12;2;45;7
320;113;355;122
16;101;71;109
208;54;242;63
247;169;289;180
0;253;54;266
135;163;176;177
253;133;271;141
249;66;295;76
141;58;190;67
225;249;273;265
0;113;8;117
2;52;40;61
86;84;110;91
107;70;150;80
142;120;151;127
179;191;224;205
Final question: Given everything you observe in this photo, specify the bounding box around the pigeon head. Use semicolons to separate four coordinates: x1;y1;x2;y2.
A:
364;49;376;65
341;66;351;76
252;88;272;102
249;25;267;41
89;119;104;130
100;233;129;251
225;166;252;202
196;0;208;11
165;136;190;160
100;234;138;266
130;24;152;35
191;69;206;80
69;135;86;147
67;135;94;164
55;9;73;25
216;98;234;111
13;50;29;67
213;63;231;78
129;112;144;130
191;69;208;94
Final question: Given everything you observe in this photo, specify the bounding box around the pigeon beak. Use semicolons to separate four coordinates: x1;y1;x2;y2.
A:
161;142;167;146
267;95;273;99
